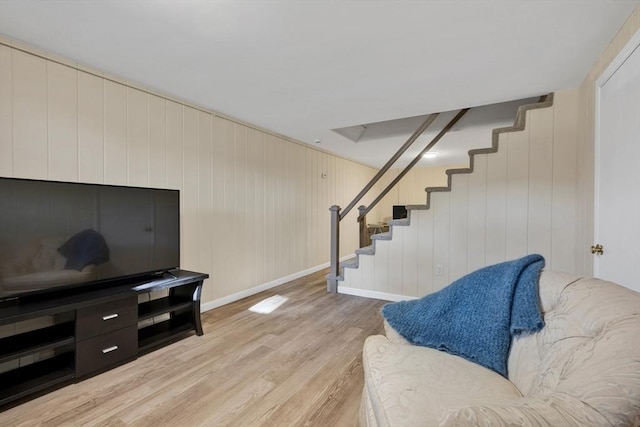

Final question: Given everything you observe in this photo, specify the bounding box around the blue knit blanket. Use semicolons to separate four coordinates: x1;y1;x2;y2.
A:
382;254;545;377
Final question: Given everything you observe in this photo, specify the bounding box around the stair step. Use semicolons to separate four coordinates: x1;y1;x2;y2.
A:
388;218;410;226
446;168;473;176
341;259;359;269
371;231;391;241
355;245;375;255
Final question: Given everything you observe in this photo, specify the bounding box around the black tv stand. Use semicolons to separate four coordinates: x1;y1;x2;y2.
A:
0;269;208;409
162;270;178;280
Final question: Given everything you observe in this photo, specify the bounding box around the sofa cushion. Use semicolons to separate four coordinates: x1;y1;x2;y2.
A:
441;392;610;426
507;271;581;395
507;271;640;426
362;335;522;427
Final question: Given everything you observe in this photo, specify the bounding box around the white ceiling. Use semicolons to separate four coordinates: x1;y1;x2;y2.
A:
0;0;637;168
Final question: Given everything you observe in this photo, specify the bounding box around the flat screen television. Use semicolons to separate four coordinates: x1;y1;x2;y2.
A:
0;177;180;301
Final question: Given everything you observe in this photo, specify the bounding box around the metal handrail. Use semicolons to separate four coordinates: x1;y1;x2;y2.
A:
357;108;469;221
339;113;439;220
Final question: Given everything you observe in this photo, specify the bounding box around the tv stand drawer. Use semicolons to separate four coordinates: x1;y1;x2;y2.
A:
76;295;138;340
76;325;137;377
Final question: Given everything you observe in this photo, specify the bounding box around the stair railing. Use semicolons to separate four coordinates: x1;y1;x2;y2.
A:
327;108;469;293
338;113;439;220
327;113;437;293
357;108;469;222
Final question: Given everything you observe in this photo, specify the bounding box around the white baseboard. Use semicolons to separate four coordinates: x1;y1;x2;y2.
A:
337;286;418;302
201;255;354;312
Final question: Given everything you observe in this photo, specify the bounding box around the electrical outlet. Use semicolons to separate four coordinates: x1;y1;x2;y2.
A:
435;264;444;276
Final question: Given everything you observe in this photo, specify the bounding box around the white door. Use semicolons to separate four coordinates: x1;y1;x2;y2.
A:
594;31;640;292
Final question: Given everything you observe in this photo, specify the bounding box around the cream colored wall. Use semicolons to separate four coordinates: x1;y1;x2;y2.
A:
342;91;580;298
371;165;462;223
575;5;640;276
0;39;380;307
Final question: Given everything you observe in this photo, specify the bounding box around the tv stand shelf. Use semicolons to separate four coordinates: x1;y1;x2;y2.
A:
0;322;75;364
0;355;75;406
0;269;208;409
138;296;193;321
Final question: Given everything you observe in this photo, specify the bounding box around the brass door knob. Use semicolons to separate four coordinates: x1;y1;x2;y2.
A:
591;244;604;255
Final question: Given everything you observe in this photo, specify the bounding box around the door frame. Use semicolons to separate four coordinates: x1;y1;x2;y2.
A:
593;28;640;278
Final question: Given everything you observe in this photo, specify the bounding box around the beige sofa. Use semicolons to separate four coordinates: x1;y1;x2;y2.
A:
360;271;640;426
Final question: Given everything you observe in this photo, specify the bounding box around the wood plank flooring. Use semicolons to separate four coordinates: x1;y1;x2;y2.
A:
1;270;386;426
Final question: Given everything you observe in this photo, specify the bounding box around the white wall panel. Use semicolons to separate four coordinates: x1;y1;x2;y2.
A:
416;209;434;296
165;100;183;190
181;107;199;273
400;226;418;296
244;127;258;291
148;95;166;188
359;248;375;290
263;133;276;282
505;128;530;260
387;229;404;295
234;122;249;287
273;135;285;278
47;62;78;182
210;116;226;299
373;240;389;293
551;90;578;272
293;143;306;271
485;134;508;265
449;173;468;282
196;111;213;302
0;45;13;177
12;50;47;179
104;81;127;185
467;156;487;273
78;72;104;184
253;129;267;287
126;88;148;187
432;191;451;291
527;107;553;263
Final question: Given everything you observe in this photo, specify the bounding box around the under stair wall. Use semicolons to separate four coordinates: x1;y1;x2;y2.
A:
340;90;579;300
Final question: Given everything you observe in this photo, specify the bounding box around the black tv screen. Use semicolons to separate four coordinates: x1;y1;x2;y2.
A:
0;177;180;300
393;205;408;220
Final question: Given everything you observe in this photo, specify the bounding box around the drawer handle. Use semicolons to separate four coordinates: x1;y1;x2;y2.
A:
102;345;119;354
102;313;119;321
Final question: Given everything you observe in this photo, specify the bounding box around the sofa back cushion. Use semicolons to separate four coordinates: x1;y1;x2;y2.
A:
508;271;640;425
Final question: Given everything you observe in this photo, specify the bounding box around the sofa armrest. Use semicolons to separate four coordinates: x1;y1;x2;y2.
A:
382;319;411;345
441;393;611;427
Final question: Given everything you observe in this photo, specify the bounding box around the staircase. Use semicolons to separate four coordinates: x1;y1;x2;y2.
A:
338;93;578;301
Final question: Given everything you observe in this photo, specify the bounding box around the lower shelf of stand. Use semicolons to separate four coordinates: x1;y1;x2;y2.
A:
138;296;192;322
0;322;75;364
138;320;195;354
0;354;75;406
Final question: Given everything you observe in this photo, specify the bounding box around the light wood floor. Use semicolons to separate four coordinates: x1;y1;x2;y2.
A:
1;269;386;426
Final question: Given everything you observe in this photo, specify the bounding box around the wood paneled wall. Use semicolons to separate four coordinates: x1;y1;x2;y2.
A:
576;5;640;275
342;91;581;299
0;39;383;308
